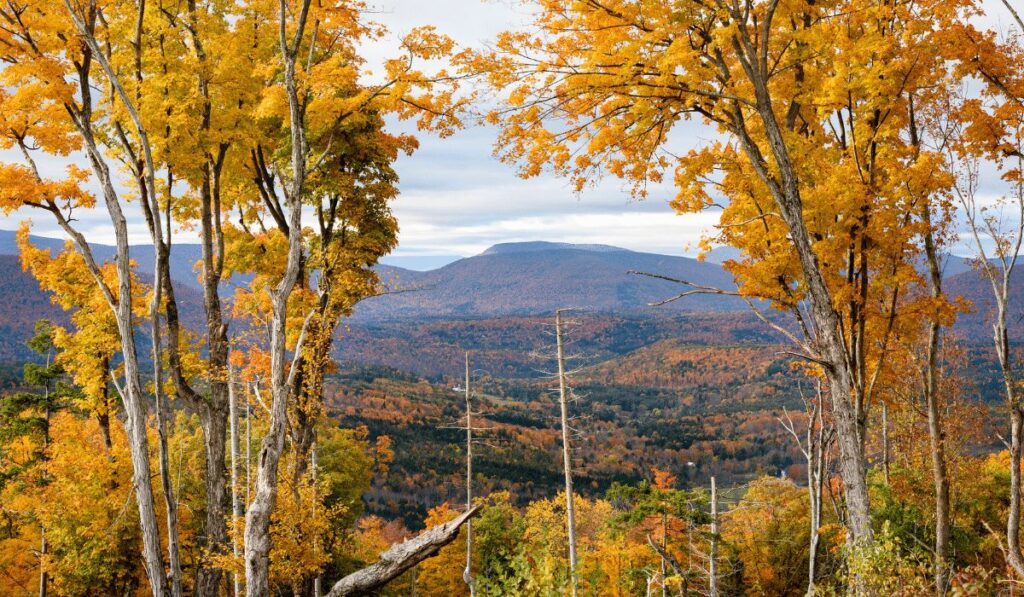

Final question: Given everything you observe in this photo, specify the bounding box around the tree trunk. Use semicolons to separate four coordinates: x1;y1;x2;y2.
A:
881;403;891;487
38;526;46;597
313;442;322;597
733;64;874;547
1010;408;1024;577
114;261;168;597
555;310;579;597
58;9;168;592
243;2;310;592
709;477;718;597
229;368;242;597
922;214;951;594
151;224;184;597
464;352;476;596
244;289;298;595
197;394;229;596
808;407;830;597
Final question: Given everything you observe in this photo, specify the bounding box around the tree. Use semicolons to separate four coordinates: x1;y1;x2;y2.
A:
0;321;73;597
555;309;579;596
477;0;977;554
944;22;1024;578
609;473;711;595
778;385;835;597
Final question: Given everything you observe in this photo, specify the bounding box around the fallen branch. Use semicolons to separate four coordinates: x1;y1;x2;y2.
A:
327;505;481;596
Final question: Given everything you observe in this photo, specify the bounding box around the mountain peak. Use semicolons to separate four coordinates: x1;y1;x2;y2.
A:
480;241;631;256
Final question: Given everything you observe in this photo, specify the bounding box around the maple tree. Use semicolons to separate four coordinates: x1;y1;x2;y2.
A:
474;0;994;563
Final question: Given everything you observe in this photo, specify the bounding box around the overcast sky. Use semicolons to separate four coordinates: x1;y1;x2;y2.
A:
0;0;1018;265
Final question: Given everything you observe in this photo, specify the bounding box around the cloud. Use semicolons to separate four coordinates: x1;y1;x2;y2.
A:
392;210;721;257
5;0;1019;261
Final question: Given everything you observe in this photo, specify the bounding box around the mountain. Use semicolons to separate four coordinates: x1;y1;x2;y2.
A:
0;255;70;362
0;230;1016;368
0;229;206;290
0;243;205;363
357;241;747;320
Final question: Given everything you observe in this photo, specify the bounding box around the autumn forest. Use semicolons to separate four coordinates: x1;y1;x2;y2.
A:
3;0;1024;595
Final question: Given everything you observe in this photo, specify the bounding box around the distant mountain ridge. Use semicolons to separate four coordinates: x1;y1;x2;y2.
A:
0;229;205;290
0;231;1018;354
358;241;748;319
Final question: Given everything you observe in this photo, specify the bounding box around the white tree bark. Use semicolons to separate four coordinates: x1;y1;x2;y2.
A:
555;310;578;597
56;5;173;593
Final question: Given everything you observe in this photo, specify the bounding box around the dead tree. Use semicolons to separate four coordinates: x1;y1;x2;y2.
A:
709;477;718;597
441;352;496;596
464;352;477;597
555;309;579;597
780;382;836;597
953;139;1024;577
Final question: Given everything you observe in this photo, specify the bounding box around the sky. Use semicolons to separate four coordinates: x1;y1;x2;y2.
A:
362;1;725;262
0;0;723;268
0;0;1019;268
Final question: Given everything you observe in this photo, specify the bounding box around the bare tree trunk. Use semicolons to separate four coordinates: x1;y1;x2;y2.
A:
709;477;718;597
881;403;891;487
808;409;829;597
151;203;183;597
246;391;252;509
38;527;46;597
59;6;169;593
313;442;322;597
781;385;833;597
154;309;183;597
1011;408;1024;577
661;513;667;597
955;150;1024;577
110;213;167;597
555;310;578;597
464;352;476;597
922;211;951;595
229;367;242;597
